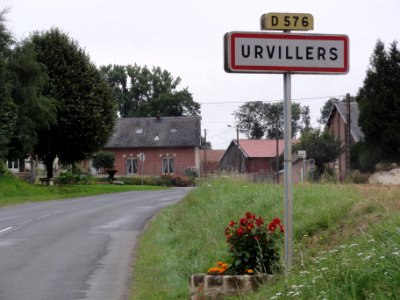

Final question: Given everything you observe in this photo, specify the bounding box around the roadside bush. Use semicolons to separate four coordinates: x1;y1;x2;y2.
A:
319;167;338;183
170;175;191;187
55;167;93;184
158;175;174;186
109;175;192;187
375;162;398;172
0;161;10;176
184;167;198;178
345;170;370;184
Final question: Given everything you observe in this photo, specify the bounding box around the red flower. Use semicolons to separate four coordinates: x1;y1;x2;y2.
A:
247;224;254;232
240;218;247;226
229;220;236;227
225;227;231;235
255;217;264;227
236;227;244;236
268;217;283;233
254;235;260;241
272;217;281;225
226;234;232;241
268;222;277;232
245;211;253;219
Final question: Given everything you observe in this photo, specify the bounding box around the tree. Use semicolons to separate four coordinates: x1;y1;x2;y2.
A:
318;98;338;124
92;151;115;171
356;40;400;166
233;101;267;139
0;8;17;160
6;43;56;162
27;28;117;178
293;129;343;176
233;101;310;139
100;64;200;117
300;105;311;132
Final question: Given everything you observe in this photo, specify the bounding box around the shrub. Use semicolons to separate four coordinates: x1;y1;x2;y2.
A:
224;211;284;275
184;167;198;178
0;161;10;176
345;170;370;184
55;166;93;184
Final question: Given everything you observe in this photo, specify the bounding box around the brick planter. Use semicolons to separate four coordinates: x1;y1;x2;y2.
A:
189;274;272;300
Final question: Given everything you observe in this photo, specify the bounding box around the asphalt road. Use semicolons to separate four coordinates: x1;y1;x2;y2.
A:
0;188;192;300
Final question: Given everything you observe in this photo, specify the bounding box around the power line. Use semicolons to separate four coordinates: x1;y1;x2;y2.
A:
199;94;345;105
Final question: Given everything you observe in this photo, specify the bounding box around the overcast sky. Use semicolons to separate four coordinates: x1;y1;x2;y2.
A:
2;0;399;149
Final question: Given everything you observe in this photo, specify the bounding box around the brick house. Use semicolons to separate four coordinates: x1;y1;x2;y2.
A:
104;116;201;177
326;101;364;180
219;139;285;173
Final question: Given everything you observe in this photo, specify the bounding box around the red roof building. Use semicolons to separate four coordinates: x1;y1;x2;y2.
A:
219;139;287;173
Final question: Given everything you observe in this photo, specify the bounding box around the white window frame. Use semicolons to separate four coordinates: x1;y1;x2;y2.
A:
162;157;174;175
126;157;138;175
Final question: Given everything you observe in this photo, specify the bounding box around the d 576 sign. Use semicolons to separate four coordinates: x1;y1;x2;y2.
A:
224;31;349;74
261;13;314;31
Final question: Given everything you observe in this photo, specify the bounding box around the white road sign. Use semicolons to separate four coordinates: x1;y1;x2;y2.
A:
298;150;306;159
224;31;349;74
137;152;145;162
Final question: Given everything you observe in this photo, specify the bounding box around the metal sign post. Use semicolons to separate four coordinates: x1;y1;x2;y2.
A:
137;153;145;186
283;72;293;274
298;150;307;183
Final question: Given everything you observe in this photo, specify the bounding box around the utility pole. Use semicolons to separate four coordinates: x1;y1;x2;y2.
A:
229;124;240;172
203;129;207;178
236;125;239;145
345;93;351;176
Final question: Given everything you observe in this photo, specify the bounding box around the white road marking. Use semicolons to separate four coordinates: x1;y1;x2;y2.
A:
36;214;51;220
18;220;32;226
0;227;13;234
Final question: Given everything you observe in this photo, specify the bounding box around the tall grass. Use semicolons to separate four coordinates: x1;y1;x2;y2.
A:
245;219;400;300
131;178;370;300
0;175;165;207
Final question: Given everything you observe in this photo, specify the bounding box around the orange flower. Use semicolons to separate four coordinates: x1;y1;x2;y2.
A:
208;262;229;275
247;269;254;274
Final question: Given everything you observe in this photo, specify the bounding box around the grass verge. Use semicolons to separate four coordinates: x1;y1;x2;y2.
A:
0;175;167;207
130;178;400;299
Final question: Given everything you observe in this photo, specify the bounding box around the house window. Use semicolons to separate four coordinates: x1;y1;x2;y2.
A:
162;158;174;174
126;157;138;175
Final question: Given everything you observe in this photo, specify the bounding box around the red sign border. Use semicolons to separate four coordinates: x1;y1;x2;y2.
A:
225;32;349;74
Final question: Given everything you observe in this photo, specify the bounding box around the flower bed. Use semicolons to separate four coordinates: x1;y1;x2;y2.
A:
189;211;284;299
224;211;284;275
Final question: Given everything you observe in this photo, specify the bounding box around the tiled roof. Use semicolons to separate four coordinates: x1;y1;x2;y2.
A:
237;139;286;158
106;116;201;148
199;150;225;162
